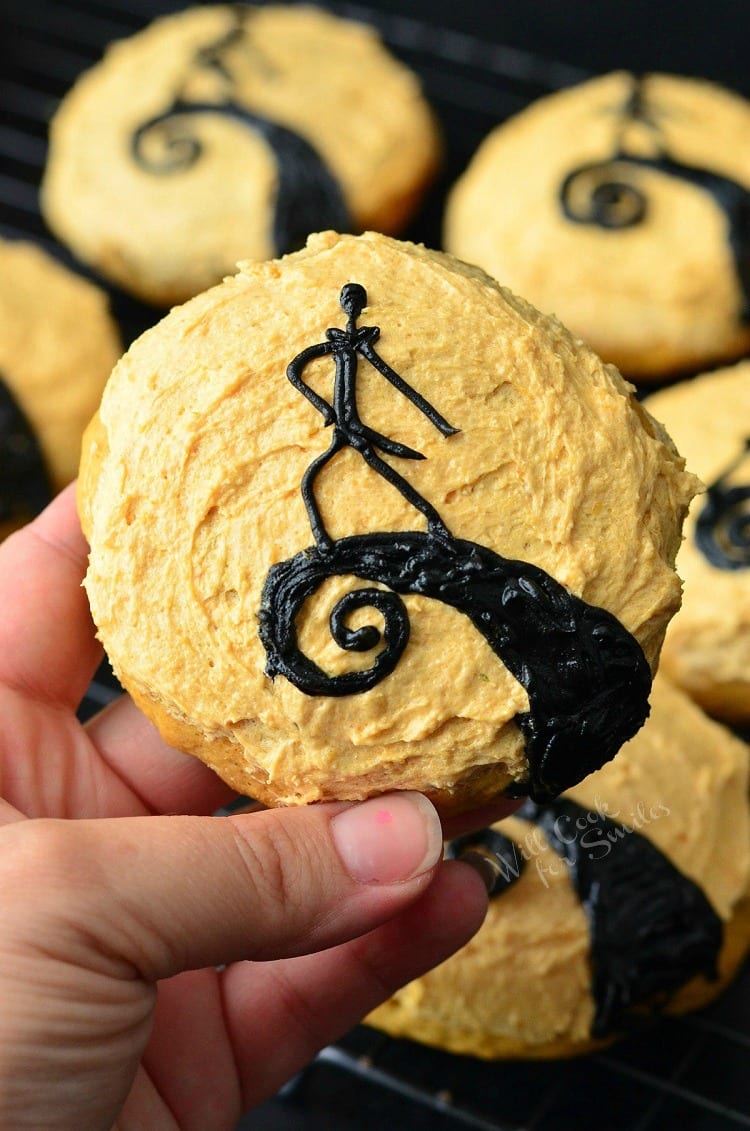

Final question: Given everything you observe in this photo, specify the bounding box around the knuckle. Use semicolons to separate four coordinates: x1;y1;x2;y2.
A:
227;814;322;956
0;819;79;894
228;816;294;902
0;820;94;949
0;820;143;983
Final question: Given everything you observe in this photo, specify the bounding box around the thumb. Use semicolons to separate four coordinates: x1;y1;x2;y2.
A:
1;792;444;980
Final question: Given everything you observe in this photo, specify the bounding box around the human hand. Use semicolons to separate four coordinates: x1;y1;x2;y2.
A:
0;485;514;1131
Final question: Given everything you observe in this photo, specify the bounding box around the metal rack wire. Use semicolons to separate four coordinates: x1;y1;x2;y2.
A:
4;2;750;1127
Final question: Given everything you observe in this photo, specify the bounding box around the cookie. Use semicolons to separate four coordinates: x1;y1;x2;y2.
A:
78;230;695;813
0;238;121;539
368;675;750;1058
445;72;750;380
41;4;440;307
646;362;750;722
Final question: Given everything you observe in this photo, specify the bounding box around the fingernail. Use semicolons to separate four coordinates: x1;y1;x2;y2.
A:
331;792;442;885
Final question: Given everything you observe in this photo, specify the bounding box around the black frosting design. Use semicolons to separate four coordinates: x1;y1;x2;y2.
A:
559;76;750;321
258;282;652;802
446;828;526;897
695;438;750;570
285;281;459;551
260;529;652;802
0;374;52;525
130;9;350;257
515;797;723;1038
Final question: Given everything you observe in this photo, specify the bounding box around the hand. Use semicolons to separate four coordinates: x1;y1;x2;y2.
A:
0;485;514;1131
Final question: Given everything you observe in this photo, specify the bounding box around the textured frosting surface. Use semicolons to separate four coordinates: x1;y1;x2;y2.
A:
445;72;750;378
42;4;439;305
80;231;695;807
368;676;750;1057
648;362;750;721
0;238;121;536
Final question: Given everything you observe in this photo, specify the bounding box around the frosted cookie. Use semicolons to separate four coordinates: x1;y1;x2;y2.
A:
647;362;750;722
0;238;121;539
41;5;440;307
445;72;750;380
78;231;695;813
368;676;750;1058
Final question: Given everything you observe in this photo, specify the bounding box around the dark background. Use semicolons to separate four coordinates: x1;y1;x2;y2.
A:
364;0;750;93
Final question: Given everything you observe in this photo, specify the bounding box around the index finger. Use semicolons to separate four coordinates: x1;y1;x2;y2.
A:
440;799;521;841
0;483;102;708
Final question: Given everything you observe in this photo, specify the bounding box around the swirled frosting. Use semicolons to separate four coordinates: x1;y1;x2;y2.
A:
80;231;695;808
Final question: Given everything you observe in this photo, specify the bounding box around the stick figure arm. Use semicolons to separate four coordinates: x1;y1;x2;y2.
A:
358;341;460;436
286;342;336;425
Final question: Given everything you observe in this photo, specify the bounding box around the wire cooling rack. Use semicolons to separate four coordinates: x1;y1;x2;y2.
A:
3;2;750;1127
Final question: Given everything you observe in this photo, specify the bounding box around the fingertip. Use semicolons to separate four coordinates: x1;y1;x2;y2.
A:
438;858;490;941
330;791;442;886
440;797;522;842
335;858;489;1003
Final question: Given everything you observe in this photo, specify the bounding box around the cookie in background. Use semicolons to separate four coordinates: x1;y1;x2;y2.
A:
368;675;750;1059
41;4;441;307
647;361;750;723
0;238;121;540
445;72;750;381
